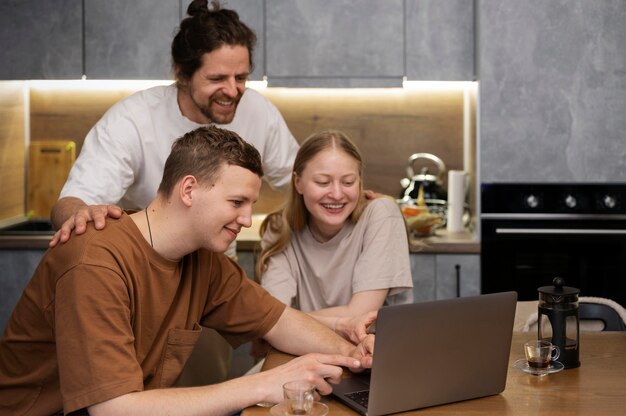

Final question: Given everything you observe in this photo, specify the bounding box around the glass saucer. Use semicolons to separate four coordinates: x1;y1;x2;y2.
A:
513;359;565;376
269;401;329;416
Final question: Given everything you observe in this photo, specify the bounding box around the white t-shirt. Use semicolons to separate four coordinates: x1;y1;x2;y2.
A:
260;198;414;312
60;84;298;210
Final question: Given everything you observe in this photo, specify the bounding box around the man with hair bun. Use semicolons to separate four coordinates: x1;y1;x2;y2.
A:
49;0;299;387
51;0;298;252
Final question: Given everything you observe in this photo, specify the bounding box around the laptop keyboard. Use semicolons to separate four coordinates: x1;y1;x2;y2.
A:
346;390;370;407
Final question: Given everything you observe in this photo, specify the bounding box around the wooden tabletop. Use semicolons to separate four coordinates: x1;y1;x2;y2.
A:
242;332;626;415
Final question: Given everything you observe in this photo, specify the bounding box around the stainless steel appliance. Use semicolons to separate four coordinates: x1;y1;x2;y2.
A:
480;183;626;307
399;153;447;202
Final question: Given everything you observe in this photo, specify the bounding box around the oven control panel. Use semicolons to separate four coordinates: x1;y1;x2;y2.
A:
480;183;626;307
481;183;626;214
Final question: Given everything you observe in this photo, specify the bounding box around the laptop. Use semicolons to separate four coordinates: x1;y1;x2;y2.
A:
331;291;518;415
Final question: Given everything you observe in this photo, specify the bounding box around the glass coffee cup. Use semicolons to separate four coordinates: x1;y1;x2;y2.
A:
524;340;560;368
283;380;315;415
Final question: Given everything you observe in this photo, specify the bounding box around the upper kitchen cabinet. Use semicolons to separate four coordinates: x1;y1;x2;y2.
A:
479;1;626;182
405;0;475;81
84;0;265;80
222;0;265;81
265;0;404;87
0;0;82;79
84;0;180;79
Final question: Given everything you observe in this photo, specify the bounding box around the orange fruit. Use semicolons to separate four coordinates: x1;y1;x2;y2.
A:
402;206;421;217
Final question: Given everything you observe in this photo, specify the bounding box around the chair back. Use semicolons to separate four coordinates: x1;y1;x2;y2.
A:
579;303;626;331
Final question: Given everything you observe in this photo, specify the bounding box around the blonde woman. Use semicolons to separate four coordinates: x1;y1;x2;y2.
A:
256;130;413;346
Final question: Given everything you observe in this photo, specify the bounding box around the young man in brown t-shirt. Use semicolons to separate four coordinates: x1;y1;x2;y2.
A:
0;126;373;416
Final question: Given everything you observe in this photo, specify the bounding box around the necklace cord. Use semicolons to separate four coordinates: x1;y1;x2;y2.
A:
145;209;154;248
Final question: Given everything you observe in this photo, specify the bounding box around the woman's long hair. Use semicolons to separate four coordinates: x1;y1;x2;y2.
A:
255;130;368;280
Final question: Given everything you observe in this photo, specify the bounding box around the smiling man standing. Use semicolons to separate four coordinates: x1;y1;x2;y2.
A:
0;126;373;416
50;0;298;250
49;0;299;387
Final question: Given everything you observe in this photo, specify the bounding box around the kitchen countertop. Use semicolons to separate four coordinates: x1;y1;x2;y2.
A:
0;215;481;254
237;215;480;254
409;228;480;254
0;235;52;250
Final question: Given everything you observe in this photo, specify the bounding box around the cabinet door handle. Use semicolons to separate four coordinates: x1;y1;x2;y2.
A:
495;228;626;235
455;264;461;298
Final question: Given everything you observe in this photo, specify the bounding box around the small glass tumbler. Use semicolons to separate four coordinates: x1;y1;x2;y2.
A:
283;380;315;415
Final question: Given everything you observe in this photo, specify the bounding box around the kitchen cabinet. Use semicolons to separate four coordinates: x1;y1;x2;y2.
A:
222;0;265;81
0;0;82;80
84;0;268;80
1;0;475;83
237;250;256;281
411;254;436;302
435;254;481;299
0;249;46;332
479;0;626;182
84;0;180;79
410;253;480;303
265;0;404;87
265;0;475;87
84;0;266;80
0;0;178;80
405;0;475;81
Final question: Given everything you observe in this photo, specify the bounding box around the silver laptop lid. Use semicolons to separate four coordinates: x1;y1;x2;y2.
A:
367;291;517;415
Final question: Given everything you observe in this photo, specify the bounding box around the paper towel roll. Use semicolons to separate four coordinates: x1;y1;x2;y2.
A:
447;170;466;233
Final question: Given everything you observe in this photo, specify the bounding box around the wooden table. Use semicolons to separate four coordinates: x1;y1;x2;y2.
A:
242;332;626;415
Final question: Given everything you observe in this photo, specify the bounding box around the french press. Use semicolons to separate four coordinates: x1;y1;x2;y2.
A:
537;277;580;368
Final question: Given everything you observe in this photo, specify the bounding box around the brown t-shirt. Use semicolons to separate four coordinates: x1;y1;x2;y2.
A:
0;213;285;415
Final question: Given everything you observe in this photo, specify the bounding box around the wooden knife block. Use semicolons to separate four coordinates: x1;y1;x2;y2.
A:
27;140;76;219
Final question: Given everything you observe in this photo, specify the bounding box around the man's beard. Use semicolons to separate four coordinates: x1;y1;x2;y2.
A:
195;92;242;125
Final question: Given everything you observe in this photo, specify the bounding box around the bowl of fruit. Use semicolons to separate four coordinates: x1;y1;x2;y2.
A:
398;186;443;237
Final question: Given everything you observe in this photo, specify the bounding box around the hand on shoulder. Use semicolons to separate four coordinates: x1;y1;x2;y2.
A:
49;202;123;247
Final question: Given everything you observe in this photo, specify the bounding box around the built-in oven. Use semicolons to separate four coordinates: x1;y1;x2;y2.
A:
481;183;626;307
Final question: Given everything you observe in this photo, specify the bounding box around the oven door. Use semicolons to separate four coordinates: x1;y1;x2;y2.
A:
481;216;626;307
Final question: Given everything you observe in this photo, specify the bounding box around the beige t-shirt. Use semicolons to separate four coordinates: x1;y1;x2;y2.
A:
261;198;413;311
0;213;285;415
